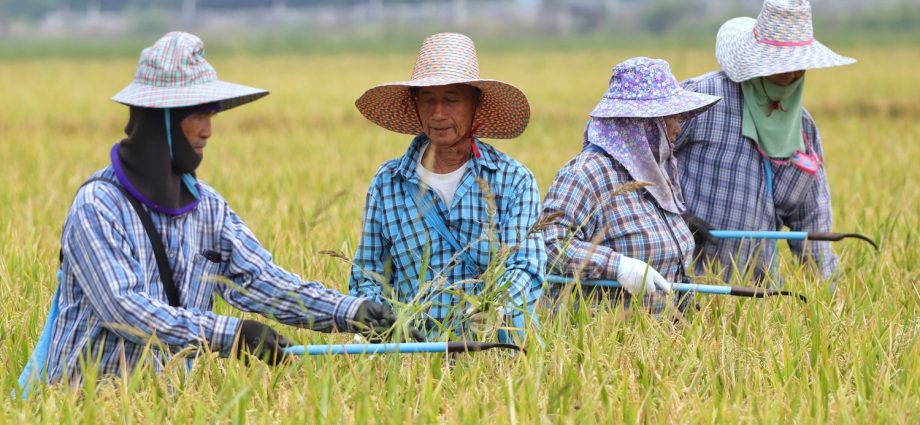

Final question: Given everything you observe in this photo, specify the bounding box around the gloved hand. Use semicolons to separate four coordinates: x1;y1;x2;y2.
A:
681;212;718;246
354;300;426;342
236;319;291;366
616;255;671;295
465;305;504;335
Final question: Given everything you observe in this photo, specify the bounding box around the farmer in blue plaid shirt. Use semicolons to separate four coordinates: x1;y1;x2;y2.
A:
674;0;855;282
18;32;404;392
541;58;720;314
350;33;545;343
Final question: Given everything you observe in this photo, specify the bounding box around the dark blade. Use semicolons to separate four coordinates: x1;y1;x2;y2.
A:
444;341;526;354
729;286;808;303
807;232;879;251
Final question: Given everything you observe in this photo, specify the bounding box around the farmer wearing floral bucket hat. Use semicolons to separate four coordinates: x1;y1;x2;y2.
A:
16;32;410;394
350;33;545;344
674;0;855;284
541;57;721;315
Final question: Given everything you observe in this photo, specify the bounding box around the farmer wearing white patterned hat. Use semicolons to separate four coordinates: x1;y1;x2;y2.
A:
18;32;411;392
674;0;855;283
541;57;720;315
350;33;545;344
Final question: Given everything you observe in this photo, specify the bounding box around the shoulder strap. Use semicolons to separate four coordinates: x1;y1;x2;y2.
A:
64;177;181;307
405;181;479;276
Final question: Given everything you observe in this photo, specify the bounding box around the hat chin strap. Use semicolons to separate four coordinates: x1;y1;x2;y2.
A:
467;122;482;159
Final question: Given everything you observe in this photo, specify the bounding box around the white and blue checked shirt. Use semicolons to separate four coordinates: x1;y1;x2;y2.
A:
47;167;363;384
349;135;545;334
541;144;695;312
675;71;838;281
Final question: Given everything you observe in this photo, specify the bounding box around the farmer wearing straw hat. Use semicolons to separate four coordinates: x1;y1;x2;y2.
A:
541;57;720;314
674;0;855;283
19;32;405;390
351;33;545;343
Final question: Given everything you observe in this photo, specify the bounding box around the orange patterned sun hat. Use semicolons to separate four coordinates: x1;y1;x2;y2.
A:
355;32;530;139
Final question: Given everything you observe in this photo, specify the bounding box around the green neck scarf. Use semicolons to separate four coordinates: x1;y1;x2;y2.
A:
740;76;805;158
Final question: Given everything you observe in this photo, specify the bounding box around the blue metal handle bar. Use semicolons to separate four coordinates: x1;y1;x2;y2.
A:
709;230;807;240
545;275;730;294
284;342;446;356
545;275;806;302
283;341;524;356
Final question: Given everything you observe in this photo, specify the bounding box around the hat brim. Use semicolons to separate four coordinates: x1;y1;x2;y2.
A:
112;79;269;111
355;77;530;139
716;17;856;83
589;89;722;120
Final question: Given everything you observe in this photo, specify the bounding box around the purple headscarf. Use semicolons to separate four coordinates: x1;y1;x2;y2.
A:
583;117;685;214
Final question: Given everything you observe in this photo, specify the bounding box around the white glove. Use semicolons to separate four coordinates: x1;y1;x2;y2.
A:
616;255;672;295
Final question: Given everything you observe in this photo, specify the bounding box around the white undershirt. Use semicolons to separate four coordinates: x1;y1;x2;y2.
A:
416;143;468;209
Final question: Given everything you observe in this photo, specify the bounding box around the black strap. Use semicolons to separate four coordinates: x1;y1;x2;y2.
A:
61;177;181;307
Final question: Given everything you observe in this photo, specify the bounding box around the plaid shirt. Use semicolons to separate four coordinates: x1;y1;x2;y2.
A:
541;144;695;312
349;135;545;333
675;71;837;280
47;167;362;384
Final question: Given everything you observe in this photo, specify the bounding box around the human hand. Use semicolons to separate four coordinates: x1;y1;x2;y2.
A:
681;212;718;245
236;319;292;366
354;300;425;342
616;256;672;295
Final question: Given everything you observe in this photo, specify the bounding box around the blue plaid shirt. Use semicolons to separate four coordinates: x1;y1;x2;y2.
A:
349;135;545;334
47;167;363;384
675;71;837;280
541;144;695;312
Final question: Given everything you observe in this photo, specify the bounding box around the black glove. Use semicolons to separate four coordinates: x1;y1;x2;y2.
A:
681;212;718;246
236;320;291;366
354;300;426;342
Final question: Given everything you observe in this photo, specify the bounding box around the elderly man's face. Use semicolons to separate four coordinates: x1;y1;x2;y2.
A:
181;111;215;157
765;70;806;86
415;84;479;147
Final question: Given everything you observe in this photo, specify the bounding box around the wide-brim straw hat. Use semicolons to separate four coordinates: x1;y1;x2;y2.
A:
355;32;529;139
590;57;721;120
716;0;855;83
112;31;268;110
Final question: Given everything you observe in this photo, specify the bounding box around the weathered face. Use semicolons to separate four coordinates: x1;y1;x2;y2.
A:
415;84;480;147
764;70;806;87
181;111;215;157
663;114;682;142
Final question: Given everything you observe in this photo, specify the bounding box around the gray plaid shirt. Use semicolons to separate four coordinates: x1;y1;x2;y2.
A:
675;71;838;281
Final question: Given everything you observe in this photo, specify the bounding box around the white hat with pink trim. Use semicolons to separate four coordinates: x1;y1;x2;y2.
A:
715;0;855;83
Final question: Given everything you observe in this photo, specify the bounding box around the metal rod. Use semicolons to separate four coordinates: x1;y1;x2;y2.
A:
283;341;524;356
709;230;878;250
545;275;806;303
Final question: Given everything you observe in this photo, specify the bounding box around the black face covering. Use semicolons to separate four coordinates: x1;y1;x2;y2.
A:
116;106;205;213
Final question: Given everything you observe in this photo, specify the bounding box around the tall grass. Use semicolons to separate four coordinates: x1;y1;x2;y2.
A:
0;46;917;423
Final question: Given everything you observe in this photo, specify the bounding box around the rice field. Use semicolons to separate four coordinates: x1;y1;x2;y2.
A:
0;43;918;423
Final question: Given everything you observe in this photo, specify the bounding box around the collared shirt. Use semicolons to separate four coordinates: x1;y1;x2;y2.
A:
47;167;362;384
674;71;837;281
541;144;695;312
349;135;545;333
